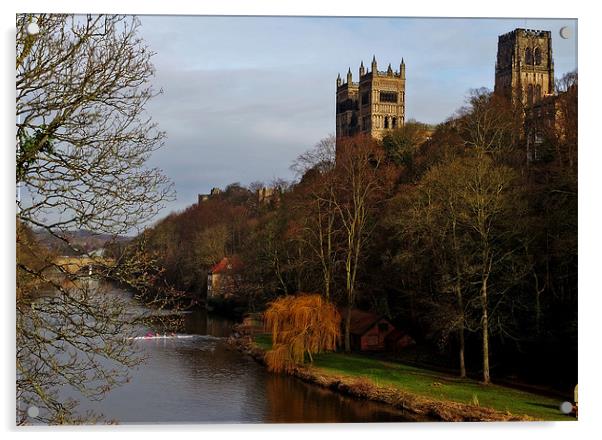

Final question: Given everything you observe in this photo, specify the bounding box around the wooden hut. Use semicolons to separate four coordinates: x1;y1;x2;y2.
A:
341;308;396;351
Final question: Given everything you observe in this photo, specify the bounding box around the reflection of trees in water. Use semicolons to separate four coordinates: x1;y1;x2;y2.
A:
131;340;268;422
264;374;409;423
170;341;254;381
205;315;235;337
142;314;186;333
17;283;145;424
142;310;234;337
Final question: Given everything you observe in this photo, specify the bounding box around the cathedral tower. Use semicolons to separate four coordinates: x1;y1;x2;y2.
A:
336;56;406;140
494;28;554;106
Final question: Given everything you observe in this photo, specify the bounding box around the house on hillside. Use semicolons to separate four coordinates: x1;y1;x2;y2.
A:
207;256;242;298
341;308;413;352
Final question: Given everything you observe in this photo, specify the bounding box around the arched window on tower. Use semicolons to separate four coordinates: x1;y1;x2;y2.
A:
525;47;533;65
535;84;542;101
534;47;542;65
392;117;397;129
384;116;389;129
527;84;534;106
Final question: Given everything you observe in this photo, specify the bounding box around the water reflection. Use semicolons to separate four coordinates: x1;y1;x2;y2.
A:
264;374;412;423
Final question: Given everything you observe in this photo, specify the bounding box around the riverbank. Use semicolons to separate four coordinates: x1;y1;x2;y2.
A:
228;330;573;422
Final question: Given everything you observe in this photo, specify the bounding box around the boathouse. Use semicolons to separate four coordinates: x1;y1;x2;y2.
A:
341;308;397;351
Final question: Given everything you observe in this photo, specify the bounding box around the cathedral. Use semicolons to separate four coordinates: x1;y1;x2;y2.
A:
494;28;560;160
335;27;561;161
494;28;555;106
335;56;406;140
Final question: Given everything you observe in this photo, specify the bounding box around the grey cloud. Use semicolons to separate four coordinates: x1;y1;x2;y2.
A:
137;16;577;217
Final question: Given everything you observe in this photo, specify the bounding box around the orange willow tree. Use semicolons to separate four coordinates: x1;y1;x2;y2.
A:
264;294;341;373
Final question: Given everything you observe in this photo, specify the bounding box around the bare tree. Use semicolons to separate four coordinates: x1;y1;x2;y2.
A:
17;14;172;236
16;14;173;424
331;135;391;352
458;88;522;161
291;136;339;301
407;160;471;377
396;147;526;383
290;134;336;178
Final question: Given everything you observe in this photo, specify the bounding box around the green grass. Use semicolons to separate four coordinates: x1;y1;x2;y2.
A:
252;334;573;421
254;333;272;351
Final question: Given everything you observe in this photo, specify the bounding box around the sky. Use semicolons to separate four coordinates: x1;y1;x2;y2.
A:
137;16;577;216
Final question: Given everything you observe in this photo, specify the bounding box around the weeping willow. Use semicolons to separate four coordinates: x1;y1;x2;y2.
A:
264;294;341;373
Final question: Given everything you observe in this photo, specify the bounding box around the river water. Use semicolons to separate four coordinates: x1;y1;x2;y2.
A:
39;286;417;424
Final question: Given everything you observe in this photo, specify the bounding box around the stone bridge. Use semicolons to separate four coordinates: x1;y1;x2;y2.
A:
53;255;115;275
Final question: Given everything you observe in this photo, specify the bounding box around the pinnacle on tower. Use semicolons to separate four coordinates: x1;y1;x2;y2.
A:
387;63;393;75
359;61;365;77
400;58;406;79
336;73;341;87
347;67;352;83
371;55;377;72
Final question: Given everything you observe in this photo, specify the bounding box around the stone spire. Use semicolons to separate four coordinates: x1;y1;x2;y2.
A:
347;67;352;84
359;61;365;77
387;63;393;76
400;58;405;79
337;73;341;87
371;55;377;73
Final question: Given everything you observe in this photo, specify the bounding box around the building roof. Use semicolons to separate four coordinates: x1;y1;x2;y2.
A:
209;256;242;274
340;307;392;336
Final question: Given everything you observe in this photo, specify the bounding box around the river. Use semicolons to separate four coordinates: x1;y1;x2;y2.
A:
33;285;417;424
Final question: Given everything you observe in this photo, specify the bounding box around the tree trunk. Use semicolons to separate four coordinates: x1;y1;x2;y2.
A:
459;328;466;378
452;220;466;378
481;275;491;384
297;245;302;292
344;306;352;353
533;271;543;336
457;284;466;378
325;209;333;301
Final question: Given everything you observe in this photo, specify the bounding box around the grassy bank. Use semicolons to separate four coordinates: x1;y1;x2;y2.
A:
253;334;572;421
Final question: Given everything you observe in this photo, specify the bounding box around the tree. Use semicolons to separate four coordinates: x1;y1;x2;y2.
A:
381;121;431;172
457;88;522;164
291;136;339;301
465;157;524;383
16;14;173;424
440;155;524;383
402;160;472;377
332;135;393;352
450;90;530;382
194;224;229;268
264;294;341;373
391;145;527;383
290;135;336;177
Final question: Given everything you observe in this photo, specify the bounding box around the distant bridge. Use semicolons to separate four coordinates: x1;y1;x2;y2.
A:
53;255;115;275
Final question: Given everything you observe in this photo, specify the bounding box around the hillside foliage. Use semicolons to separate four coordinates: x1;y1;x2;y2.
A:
132;74;577;387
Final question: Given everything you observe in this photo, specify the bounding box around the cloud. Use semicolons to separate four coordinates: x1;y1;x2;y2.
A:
137;16;577;217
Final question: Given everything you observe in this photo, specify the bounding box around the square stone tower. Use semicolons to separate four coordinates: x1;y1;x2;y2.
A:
336;56;406;140
494;28;555;106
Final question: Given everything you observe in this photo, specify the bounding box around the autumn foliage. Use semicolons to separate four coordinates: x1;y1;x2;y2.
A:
264;294;341;373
